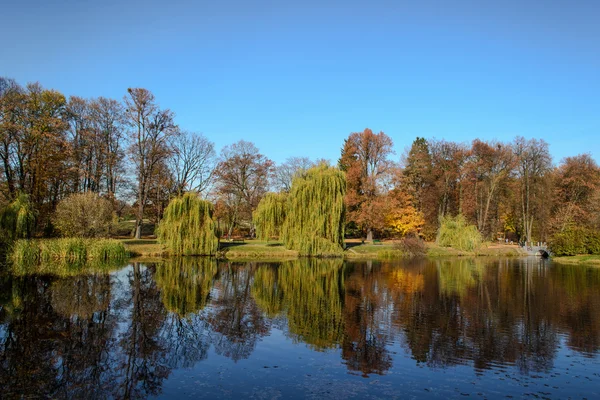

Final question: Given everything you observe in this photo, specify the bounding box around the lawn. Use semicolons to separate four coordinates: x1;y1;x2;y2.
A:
552;254;600;265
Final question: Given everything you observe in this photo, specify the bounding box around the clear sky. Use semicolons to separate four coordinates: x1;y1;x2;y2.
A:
1;0;599;165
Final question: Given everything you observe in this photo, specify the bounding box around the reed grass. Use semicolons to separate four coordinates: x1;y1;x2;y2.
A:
10;238;129;265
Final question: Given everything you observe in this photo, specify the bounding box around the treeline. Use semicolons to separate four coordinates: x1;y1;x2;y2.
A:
1;77;599;252
341;130;600;243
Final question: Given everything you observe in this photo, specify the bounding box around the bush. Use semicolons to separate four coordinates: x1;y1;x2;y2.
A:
550;227;600;256
436;214;482;252
53;192;114;238
394;236;427;258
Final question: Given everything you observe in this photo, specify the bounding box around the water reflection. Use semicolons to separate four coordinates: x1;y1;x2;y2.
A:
1;257;600;398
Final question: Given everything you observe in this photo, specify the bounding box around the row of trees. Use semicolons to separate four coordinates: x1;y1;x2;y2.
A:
2;77;599;247
337;129;600;246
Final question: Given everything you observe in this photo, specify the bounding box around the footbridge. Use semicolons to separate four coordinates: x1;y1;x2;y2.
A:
521;245;551;258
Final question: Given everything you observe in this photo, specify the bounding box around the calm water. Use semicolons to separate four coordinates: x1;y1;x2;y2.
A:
1;257;600;399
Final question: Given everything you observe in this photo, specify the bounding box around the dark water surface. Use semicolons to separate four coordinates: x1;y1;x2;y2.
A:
1;257;600;399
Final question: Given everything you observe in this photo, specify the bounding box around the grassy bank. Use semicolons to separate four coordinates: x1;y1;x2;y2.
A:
426;242;524;258
121;238;524;260
11;238;129;265
9;238;529;264
552;255;600;265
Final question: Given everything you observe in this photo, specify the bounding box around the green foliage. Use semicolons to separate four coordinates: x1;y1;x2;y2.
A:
253;192;287;241
0;193;36;242
10;238;128;268
52;192;114;237
549;227;600;256
436;214;482;252
157;192;219;256
154;257;218;317
282;164;346;256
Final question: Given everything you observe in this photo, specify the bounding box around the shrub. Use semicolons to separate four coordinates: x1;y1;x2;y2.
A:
53;192;114;238
550;227;600;256
394;236;427;258
436;214;482;252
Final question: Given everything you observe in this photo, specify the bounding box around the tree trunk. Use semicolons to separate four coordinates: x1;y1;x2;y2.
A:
366;228;373;242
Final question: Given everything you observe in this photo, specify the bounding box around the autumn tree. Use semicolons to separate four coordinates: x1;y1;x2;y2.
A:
0;80;70;231
385;169;424;237
124;88;178;239
214;140;273;238
339;128;394;241
429;139;469;217
402;137;436;238
551;154;600;233
466;140;514;238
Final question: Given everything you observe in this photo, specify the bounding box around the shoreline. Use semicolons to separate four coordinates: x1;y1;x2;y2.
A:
123;238;529;262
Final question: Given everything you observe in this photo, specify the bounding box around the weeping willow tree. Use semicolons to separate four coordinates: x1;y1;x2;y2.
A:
282;165;346;256
157;192;219;256
0;193;36;243
154;257;218;317
252;192;287;241
436;214;482;252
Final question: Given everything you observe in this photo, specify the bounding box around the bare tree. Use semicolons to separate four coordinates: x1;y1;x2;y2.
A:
90;97;126;200
169;131;216;196
214;140;273;237
512;137;552;243
272;156;313;192
124;88;178;239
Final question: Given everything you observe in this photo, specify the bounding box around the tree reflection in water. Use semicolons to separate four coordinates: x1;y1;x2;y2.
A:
1;258;600;397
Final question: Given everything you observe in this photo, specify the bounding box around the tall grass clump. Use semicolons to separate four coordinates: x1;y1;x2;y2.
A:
10;238;128;265
156;192;219;256
281;164;346;256
436;214;482;252
253;192;287;241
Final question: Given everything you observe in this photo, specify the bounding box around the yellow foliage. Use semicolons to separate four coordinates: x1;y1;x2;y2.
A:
386;205;424;237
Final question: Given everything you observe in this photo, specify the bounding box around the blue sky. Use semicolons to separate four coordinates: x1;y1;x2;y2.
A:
1;0;599;164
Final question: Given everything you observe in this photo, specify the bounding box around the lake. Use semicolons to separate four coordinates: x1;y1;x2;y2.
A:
1;257;599;399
